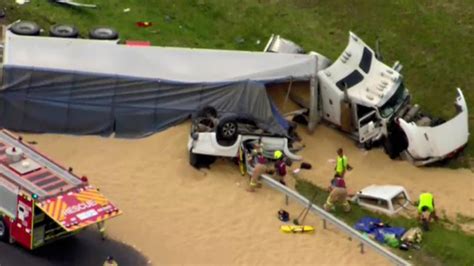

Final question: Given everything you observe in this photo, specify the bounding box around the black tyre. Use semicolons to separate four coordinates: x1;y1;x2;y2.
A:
50;24;79;38
189;150;216;169
189;151;199;168
10;21;40;36
217;119;238;141
364;140;373;150
196;106;217;119
89;27;119;40
0;218;9;242
292;114;308;125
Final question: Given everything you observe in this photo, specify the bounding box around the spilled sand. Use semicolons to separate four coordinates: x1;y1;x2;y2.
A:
20;124;385;265
19;122;473;265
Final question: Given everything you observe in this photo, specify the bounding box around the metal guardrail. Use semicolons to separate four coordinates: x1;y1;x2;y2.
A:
260;174;411;266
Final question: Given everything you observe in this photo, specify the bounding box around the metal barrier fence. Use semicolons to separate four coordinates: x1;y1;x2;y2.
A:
260;174;411;266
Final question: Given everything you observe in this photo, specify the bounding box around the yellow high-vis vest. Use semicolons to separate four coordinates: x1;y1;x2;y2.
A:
418;193;434;213
336;155;348;175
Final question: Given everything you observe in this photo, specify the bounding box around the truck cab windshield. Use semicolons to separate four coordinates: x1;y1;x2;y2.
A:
379;83;406;118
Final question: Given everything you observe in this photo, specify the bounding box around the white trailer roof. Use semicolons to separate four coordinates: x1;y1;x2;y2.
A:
4;31;317;83
318;32;401;107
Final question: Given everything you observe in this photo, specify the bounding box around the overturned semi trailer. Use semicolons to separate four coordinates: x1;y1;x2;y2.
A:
0;28;321;138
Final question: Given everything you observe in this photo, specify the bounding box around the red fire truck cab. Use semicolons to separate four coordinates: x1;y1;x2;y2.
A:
0;129;121;250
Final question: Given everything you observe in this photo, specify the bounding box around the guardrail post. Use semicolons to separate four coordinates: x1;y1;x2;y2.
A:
359;242;365;254
285;195;289;206
323;219;327;229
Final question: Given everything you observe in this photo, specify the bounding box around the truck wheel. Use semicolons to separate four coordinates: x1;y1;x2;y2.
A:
10;21;40;36
0;218;9;242
50;24;79;38
383;137;399;159
364;141;373;150
89;27;119;40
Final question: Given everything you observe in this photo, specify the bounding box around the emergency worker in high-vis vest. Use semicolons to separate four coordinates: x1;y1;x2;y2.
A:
417;192;438;223
335;148;352;177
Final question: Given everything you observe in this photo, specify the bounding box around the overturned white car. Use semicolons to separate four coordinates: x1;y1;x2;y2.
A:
188;106;302;168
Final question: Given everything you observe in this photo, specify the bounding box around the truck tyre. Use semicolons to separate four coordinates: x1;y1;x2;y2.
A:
364;140;373;150
50;24;79;38
0;218;9;242
10;21;40;36
383;137;399;159
89;27;119;40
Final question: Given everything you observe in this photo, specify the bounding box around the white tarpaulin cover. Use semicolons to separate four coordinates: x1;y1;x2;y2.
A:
4;32;317;83
1;32;317;137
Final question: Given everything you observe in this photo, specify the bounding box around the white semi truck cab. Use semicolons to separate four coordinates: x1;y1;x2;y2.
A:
266;32;469;165
318;32;410;146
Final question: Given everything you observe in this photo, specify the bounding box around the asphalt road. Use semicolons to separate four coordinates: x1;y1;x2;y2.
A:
0;228;148;266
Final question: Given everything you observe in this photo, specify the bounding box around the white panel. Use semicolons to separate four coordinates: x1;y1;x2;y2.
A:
5;31;317;83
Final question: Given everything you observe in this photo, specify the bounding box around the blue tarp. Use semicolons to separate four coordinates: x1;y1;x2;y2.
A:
0;67;289;138
354;216;406;244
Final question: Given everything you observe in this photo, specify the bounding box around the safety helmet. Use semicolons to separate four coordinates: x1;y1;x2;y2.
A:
274;150;283;159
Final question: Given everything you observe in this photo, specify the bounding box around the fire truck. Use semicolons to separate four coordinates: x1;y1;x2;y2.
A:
0;129;121;250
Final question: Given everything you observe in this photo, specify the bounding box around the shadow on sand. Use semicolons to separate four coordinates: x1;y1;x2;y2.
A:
0;228;149;266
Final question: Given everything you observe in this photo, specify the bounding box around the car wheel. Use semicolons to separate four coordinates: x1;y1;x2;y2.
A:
50;24;79;38
89;27;119;40
218;119;238;140
189;150;216;169
196;106;217;119
0;218;9;242
189;150;199;168
10;21;40;36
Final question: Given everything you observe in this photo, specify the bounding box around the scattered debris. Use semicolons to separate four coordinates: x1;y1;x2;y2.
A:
255;39;261;45
136;21;152;28
123;8;131;13
27;141;38;145
235;37;245;44
125;40;151;47
16;0;30;5
164;15;174;22
300;162;312;169
54;0;97;8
